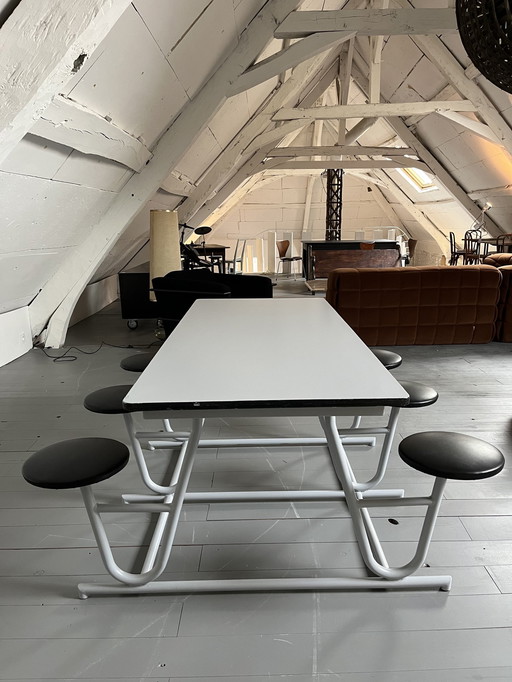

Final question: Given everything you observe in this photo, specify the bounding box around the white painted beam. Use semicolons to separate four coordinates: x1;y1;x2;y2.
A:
267;145;415;156
160;171;196;197
273;100;477;121
437;110;502;146
262;159;431;171
410;28;512;153
404;83;458;126
29;0;305;346
179;49;343;224
469;186;512;200
242;121;309;156
349;50;503;234
228;31;355;96
275;8;458;38
30;95;152;172
0;0;132;165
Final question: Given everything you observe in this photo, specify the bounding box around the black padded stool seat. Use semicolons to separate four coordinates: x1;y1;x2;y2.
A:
371;348;402;369
120;352;155;372
400;381;438;408
84;385;132;414
22;438;129;489
399;431;505;480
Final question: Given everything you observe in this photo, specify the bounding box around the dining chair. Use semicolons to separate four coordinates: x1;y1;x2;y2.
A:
449;232;474;265
496;233;512;252
225;239;246;274
277;239;303;279
462;229;483;264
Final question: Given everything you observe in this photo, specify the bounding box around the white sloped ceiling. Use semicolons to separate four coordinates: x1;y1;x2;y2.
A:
1;0;511;345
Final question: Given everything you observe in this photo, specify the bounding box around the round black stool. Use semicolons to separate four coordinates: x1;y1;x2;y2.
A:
120;352;155;373
399;381;438;408
84;385;132;414
22;438;129;489
399;431;505;481
371;348;402;370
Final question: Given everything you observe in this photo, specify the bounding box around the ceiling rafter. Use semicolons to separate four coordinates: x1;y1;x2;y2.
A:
30;95;152;172
389;0;512;154
349;54;503;233
0;0;132;165
273;100;477;121
228;30;355;97
275;8;458;38
178;50;344;225
30;0;306;347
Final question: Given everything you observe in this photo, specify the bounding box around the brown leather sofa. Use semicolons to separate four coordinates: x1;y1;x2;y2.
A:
483;252;512;267
326;265;502;345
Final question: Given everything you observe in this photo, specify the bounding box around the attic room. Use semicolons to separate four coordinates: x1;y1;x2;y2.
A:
2;0;512;679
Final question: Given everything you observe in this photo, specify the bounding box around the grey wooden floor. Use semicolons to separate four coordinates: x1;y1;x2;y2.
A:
2;282;512;680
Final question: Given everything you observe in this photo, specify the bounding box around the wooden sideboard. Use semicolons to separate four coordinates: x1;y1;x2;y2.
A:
302;240;402;280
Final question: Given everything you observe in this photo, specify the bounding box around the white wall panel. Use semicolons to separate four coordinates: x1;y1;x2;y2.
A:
174;128;223;182
0;307;32;368
393;56;447;102
381;36;423;101
0;135;71;178
166;1;238;98
0;251;65;314
132;0;211;59
0;173;115;252
66;6;188;148
53;151;131;192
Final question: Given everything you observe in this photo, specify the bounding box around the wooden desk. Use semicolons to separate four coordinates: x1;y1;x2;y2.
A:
78;299;453;597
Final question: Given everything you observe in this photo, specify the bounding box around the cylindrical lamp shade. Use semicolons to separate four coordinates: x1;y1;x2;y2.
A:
149;210;181;300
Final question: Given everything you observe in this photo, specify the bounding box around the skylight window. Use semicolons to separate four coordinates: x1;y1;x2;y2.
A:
397;167;438;193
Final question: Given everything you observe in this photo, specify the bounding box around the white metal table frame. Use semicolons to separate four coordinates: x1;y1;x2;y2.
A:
78;299;452;597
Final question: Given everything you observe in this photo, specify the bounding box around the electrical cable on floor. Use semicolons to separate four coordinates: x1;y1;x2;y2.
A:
36;339;162;363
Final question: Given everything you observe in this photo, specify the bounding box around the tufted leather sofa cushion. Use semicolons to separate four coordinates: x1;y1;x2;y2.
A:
483;253;512;267
326;265;501;345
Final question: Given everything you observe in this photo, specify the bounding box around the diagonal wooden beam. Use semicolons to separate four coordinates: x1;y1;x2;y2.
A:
178;51;343;224
30;95;152;172
437;111;502;145
30;0;306;346
273;100;477;121
0;0;132;165
350;51;503;233
228;31;355;96
275;8;458;38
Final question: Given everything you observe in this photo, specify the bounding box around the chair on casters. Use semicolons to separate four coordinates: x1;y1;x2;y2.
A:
276;240;302;279
225;239;246;274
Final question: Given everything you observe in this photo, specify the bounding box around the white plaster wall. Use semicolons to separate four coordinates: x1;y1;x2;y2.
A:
211;174;410;271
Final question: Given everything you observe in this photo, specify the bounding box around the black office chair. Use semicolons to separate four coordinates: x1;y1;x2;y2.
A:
152;275;231;337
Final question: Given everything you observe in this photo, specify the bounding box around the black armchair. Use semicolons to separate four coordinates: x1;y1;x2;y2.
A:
152;275;231;337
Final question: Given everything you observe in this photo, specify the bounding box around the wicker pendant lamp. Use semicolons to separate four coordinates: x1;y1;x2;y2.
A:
456;0;512;93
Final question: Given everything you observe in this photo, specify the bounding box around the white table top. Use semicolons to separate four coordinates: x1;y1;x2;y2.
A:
123;298;409;414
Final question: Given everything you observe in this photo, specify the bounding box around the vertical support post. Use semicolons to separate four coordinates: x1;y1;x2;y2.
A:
325;168;344;241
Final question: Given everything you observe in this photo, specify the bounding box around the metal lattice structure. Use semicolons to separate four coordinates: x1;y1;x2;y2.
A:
325;168;344;241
